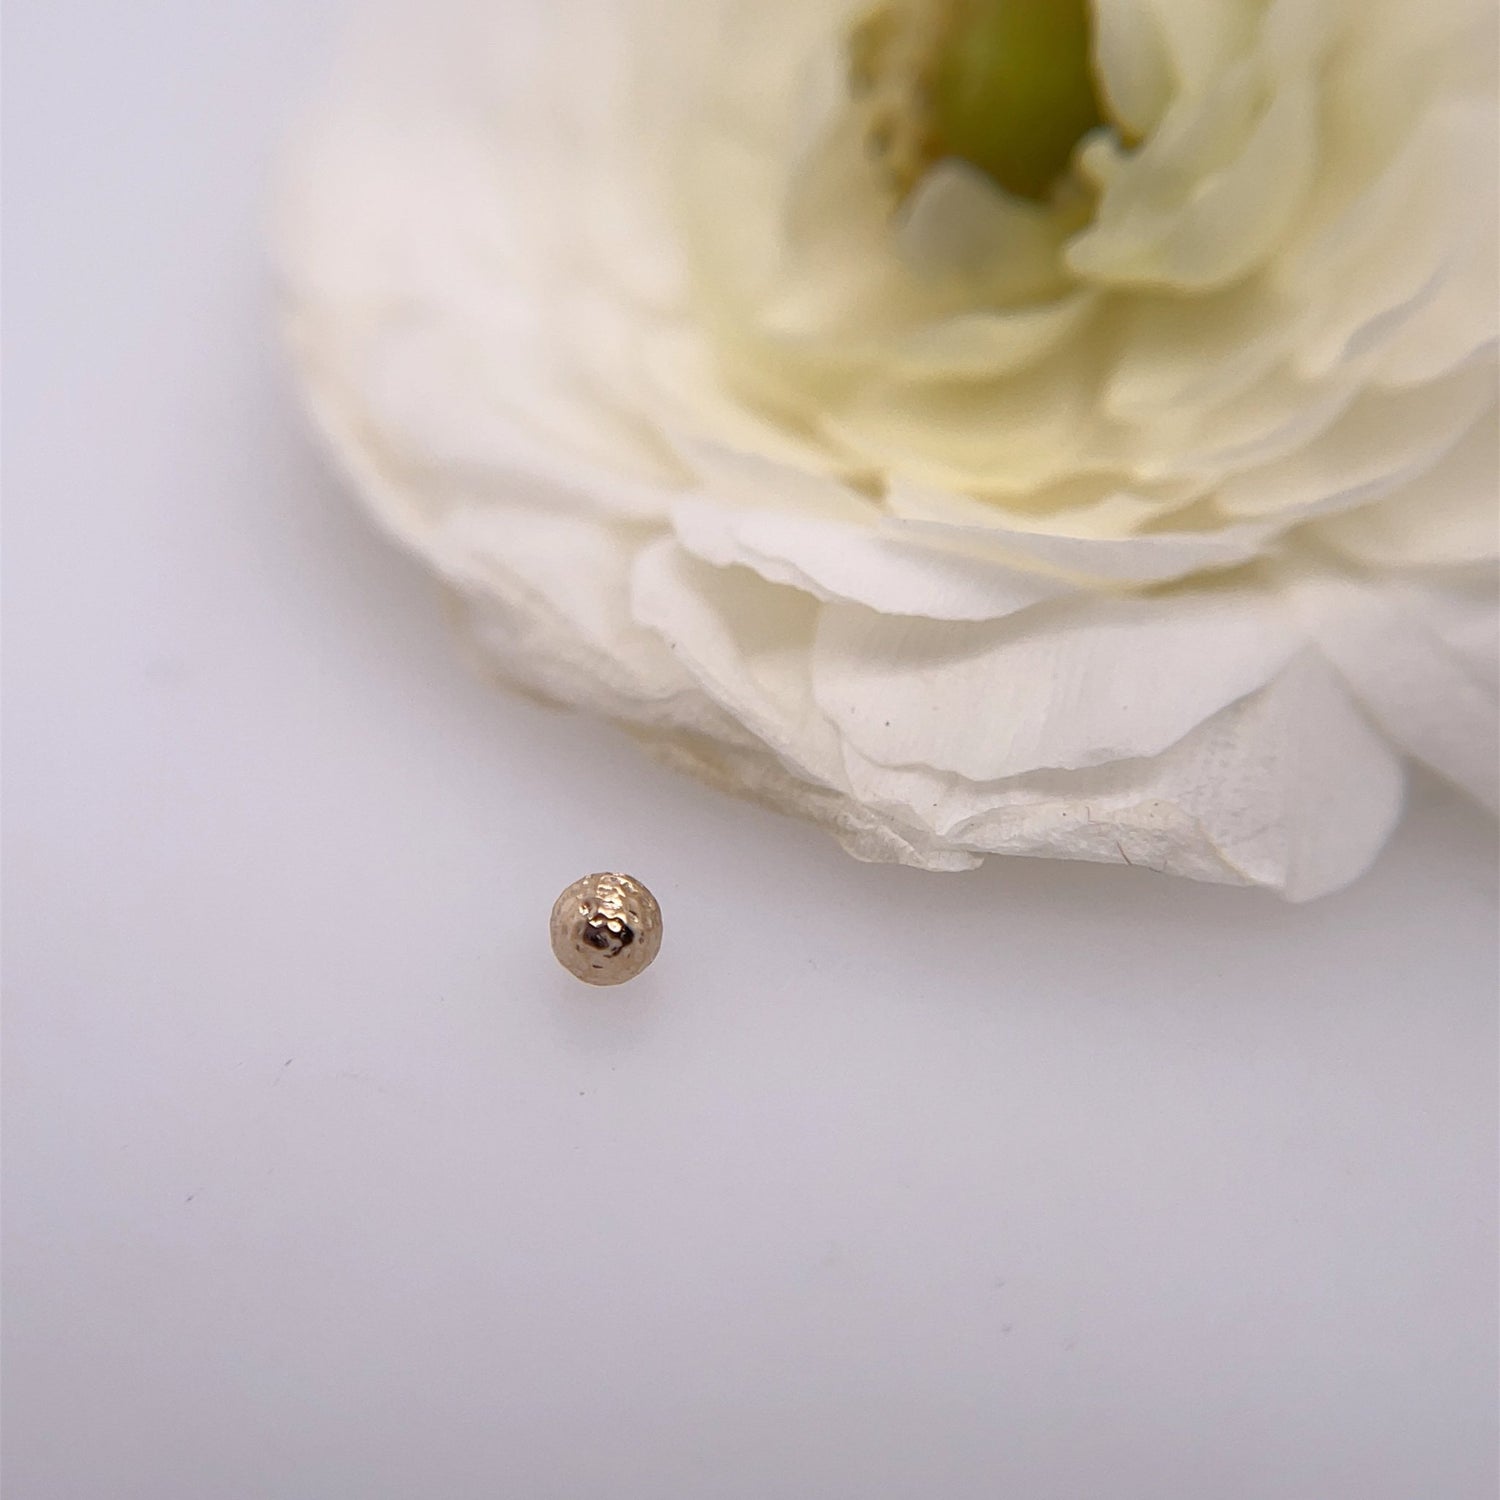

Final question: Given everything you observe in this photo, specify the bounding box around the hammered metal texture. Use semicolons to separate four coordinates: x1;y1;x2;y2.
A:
549;872;663;986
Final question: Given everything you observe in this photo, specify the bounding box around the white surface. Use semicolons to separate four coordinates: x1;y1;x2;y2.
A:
3;3;1497;1497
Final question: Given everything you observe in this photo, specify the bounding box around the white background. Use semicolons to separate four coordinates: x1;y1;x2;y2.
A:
4;3;1497;1497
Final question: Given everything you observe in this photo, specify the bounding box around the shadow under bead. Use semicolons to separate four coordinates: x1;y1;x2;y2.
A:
549;873;663;986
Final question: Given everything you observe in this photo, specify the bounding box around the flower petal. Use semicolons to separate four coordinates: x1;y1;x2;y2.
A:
1215;365;1497;519
433;504;691;702
1312;408;1500;567
885;483;1280;585
1091;0;1175;139
831;650;1405;899
1281;100;1498;382
1068;59;1319;290
1102;277;1295;422
630;722;983;871
811;587;1301;781
630;539;843;787
1285;569;1500;809
670;498;1071;621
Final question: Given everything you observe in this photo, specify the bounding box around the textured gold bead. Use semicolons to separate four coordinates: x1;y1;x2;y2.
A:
549;872;663;986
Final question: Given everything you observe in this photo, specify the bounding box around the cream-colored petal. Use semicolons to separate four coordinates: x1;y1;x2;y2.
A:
431;505;690;703
812;588;1301;781
825;340;1110;494
885;483;1279;584
1309;407;1500;567
1067;60;1318;290
872;296;1100;384
895;162;1077;301
636;323;864;480
1102;277;1296;423
1410;572;1500;696
632;721;983;870
630;539;846;788
832;651;1405;900
1144;0;1261;96
1091;0;1175;139
1215;365;1497;519
1282;100;1496;381
1285;569;1500;809
670;499;1072;620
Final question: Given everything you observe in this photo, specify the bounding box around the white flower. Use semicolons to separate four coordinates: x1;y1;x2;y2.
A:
280;0;1499;898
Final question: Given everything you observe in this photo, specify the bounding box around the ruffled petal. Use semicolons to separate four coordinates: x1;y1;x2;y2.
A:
1068;60;1319;290
1215;365;1496;519
1313;409;1500;567
1281;100;1498;382
830;651;1405;899
1091;0;1175;139
1285;569;1500;809
886;483;1280;585
630;539;844;787
671;499;1072;620
811;587;1301;781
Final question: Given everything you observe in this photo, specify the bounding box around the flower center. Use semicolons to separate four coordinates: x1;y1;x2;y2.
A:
849;0;1104;202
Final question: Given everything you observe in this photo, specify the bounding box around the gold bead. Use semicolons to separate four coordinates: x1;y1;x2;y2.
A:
549;872;662;986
